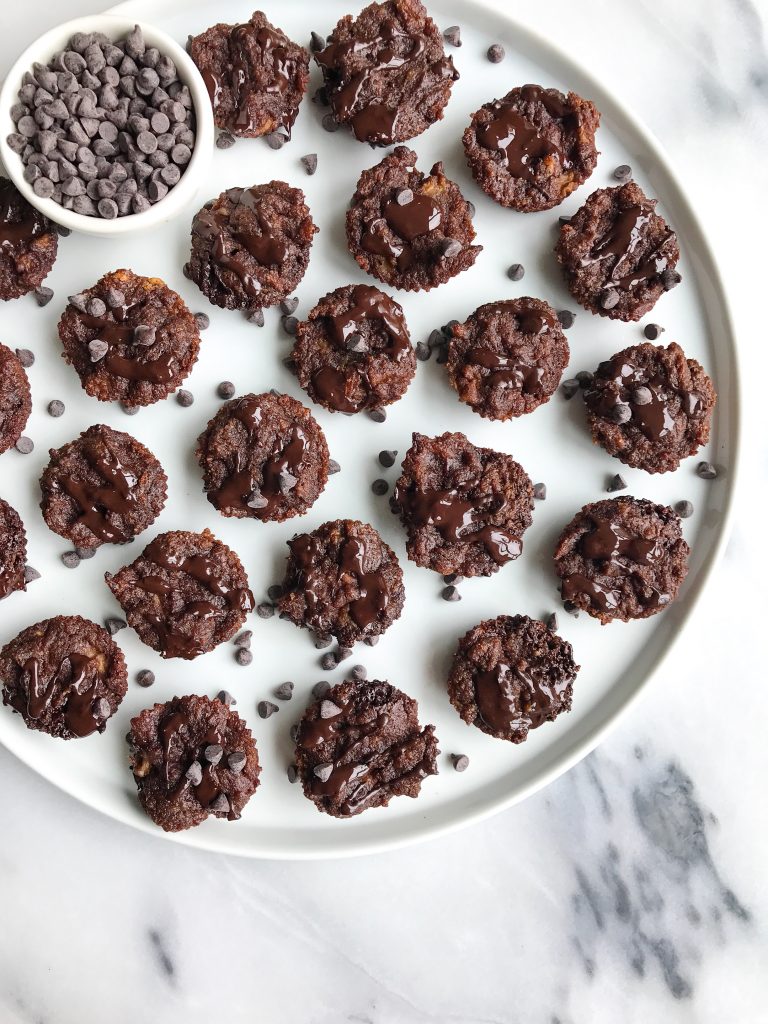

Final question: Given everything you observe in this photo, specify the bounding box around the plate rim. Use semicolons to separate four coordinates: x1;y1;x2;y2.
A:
0;0;742;859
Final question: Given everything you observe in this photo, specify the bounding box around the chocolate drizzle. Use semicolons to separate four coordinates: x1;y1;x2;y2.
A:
361;182;443;273
158;708;239;818
478;95;568;184
58;439;138;543
475;660;571;734
466;348;544;395
580;203;672;292
78;298;177;385
586;356;679;442
23;652;106;738
0;177;49;253
327;284;409;359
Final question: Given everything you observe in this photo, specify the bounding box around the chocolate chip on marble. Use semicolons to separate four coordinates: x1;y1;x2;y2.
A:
24;565;41;584
280;296;299;316
266;131;287;150
217;690;236;706
697;461;718;479
533;482;547;500
176;389;194;407
313;635;332;652
61;550;80;568
258;700;279;719
442;585;461;602
76;546;95;560
643;322;664;340
337;647;352;663
561;378;580;399
275;681;294;701
371;478;389;496
235;648;253;667
613;163;632;182
328;459;341;475
368;408;387;423
234;630;252;649
185;760;203;785
217;380;236;399
216;130;236;149
15;436;34;454
507;262;525;281
487;43;505;62
313;762;334;783
301;152;317;175
364;635;380;647
47;399;65;417
443;574;464;585
451;753;470;772
675;500;694;518
105;616;127;635
607;473;628;492
557;310;576;328
227;751;246;774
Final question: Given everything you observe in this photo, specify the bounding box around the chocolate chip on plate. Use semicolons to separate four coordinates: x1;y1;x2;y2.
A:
15;436;34;454
235;648;253;666
61;550;80;568
217;690;236;705
136;669;155;687
301;152;317;175
275;681;294;701
451;753;470;772
217;380;235;399
105;616;127;635
176;389;194;407
675;500;694;518
533;482;547;500
697;461;718;479
378;449;397;468
561;378;580;399
194;312;210;330
443;25;461;47
606;473;628;492
258;700;279;719
487;43;505;63
507;263;525;281
613;164;632;182
442;585;461;602
643;323;664;340
371;478;389;496
557;310;576;328
233;630;252;648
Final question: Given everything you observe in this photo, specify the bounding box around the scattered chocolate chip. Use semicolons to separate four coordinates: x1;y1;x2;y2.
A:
547;612;558;631
14;347;34;368
371;478;389;496
337;647;352;663
314;634;332;650
557;310;576;328
487;43;505;63
266;130;287;150
345;332;368;354
439;237;462;259
216;130;236;149
675;500;694;518
661;269;682;291
105;616;127;635
217;690;236;706
606;473;628;492
643;323;664;340
301;152;318;175
34;286;54;307
136;669;155;687
61;550;80;568
185;760;203;785
558;215;572;225
176;389;194;407
235;648;253;666
321;112;339;132
533;482;547;500
24;565;41;584
415;341;431;361
194;311;210;330
613;163;632;182
258;700;278;719
451;753;469;772
368;408;387;423
281;315;298;336
507;263;525;281
564;600;580;617
378;449;397;468
600;288;620;310
310;31;325;52
312;681;331;699
313;761;333;782
228;751;246;773
350;664;367;681
320;652;337;671
287;764;299;783
443;25;461;47
697;461;717;480
247;307;265;327
76;546;96;560
275;681;294;701
443;573;464;585
561;378;580;399
608;403;632;424
256;602;275;619
204;743;223;765
328;459;341;475
280;296;298;315
209;794;230;814
267;584;283;602
575;370;594;388
15;436;34;454
442;585;461;602
47;399;65;417
429;328;446;348
364;635;379;647
234;630;252;649
217;380;235;399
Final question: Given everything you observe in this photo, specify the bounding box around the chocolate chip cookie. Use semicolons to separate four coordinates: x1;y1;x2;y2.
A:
0;176;58;300
0;342;32;454
0;497;27;600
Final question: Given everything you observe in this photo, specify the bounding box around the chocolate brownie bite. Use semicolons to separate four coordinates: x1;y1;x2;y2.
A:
189;11;309;139
447;615;579;743
445;298;569;420
553;496;690;623
291;284;416;413
0;342;32;454
0;176;58;300
186;182;318;311
0;498;27;600
315;0;458;145
128;695;260;831
58;269;201;408
555;182;681;321
391;432;534;577
294;677;438;817
40;424;168;550
346;146;481;292
583;341;716;474
277;519;404;647
106;529;254;659
0;615;127;739
195;391;329;521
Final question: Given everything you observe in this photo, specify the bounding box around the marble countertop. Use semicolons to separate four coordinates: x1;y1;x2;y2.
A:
1;1;766;1022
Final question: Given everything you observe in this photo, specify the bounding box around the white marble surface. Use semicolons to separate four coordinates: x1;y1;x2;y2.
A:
0;1;766;1021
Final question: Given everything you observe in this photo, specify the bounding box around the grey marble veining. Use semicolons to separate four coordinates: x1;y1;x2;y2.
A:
1;1;767;1022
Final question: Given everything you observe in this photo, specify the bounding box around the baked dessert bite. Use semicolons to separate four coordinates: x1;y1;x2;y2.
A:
0;615;127;739
294;677;438;817
40;424;167;549
582;341;716;474
553;496;690;623
447;615;579;742
291;283;416;413
195;391;329;521
128;694;260;831
106;528;254;659
189;11;309;138
0;497;27;600
445;297;569;420
0;176;58;300
186;182;317;311
554;181;681;321
277;519;404;648
346;146;480;292
462;85;600;212
315;0;458;145
391;432;534;577
0;342;32;453
58;269;201;408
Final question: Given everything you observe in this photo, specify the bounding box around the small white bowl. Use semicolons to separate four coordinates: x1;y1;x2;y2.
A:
0;14;214;238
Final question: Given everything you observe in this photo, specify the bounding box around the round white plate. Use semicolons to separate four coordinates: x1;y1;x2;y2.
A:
0;0;739;858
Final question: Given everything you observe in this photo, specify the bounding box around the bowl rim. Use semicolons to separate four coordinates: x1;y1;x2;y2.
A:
0;13;214;236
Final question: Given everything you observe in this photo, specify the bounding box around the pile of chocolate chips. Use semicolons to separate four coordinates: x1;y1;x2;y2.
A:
6;25;196;219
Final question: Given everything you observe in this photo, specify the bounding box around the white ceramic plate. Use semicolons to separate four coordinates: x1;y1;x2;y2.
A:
0;0;739;858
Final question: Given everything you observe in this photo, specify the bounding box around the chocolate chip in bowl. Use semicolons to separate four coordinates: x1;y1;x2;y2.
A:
0;15;214;236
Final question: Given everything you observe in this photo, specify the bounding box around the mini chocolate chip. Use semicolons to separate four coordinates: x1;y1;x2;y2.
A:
176;389;194;407
280;296;299;315
247;307;265;327
235;648;253;666
133;325;156;347
234;630;252;649
256;602;275;619
76;546;95;561
121;403;139;416
371;478;389;496
564;600;580;617
46;398;65;418
34;286;54;307
608;403;632;424
439;237;462;259
136;669;155;687
328;459;341;475
313;762;334;783
194;312;210;330
247;489;268;510
547;612;559;631
443;574;464;585
228;751;246;773
15;348;35;368
185;760;203;785
643;323;664;340
258;700;278;719
105;288;125;308
661;269;682;291
287;764;299;783
267;584;284;601
209;794;230;814
24;565;41;584
351;664;367;681
310;31;325;51
557;310;576;328
61;550;80;568
613;164;632;182
451;753;470;772
15;436;34;454
675;500;694;518
442;585;461;602
368;408;386;423
89;339;109;362
275;681;294;701
364;635;379;647
321;113;339;132
507;263;525;281
68;292;88;312
561;378;580;399
204;743;223;766
443;25;461;46
533;482;547;500
600;288;620;310
607;473;628;492
314;634;332;649
301;152;317;175
631;385;652;406
378;449;397;468
487;43;505;62
697;461;718;479
415;341;431;361
217;690;236;706
105;616;127;635
312;681;331;699
575;370;594;388
395;186;414;206
216;130;236;149
266;130;287;150
320;652;337;671
558;215;572;225
217;380;236;399
337;647;352;662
